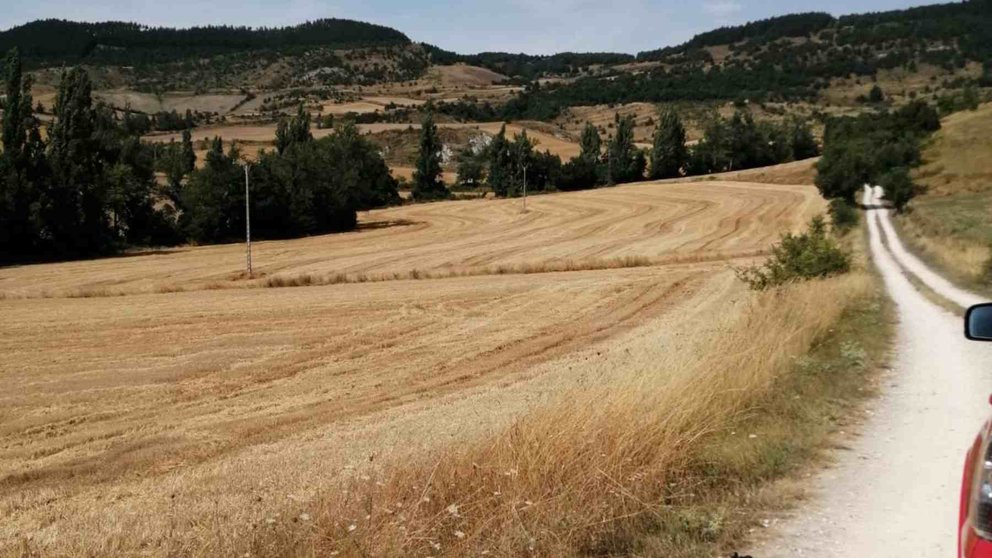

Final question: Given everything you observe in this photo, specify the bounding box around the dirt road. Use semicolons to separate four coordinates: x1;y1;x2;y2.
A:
753;186;992;556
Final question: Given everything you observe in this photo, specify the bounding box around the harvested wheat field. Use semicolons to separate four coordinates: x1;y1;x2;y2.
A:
0;178;827;556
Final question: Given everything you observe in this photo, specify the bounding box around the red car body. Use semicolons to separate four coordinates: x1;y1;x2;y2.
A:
961;417;992;558
961;304;992;558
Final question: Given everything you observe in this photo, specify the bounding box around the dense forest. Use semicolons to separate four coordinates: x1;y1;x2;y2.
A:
494;0;992;119
0;19;423;90
0;19;410;66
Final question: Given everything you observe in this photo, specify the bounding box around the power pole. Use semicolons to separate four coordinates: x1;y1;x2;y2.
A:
244;163;252;278
522;164;528;212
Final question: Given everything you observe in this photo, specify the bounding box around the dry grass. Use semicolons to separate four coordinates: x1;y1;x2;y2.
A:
218;273;877;557
0;179;823;300
288;274;873;558
896;102;992;286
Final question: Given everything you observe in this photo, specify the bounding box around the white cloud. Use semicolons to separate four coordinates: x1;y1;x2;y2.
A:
702;0;743;19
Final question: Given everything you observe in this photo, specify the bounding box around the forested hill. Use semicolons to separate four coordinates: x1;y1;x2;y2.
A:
496;0;992;119
0;18;411;67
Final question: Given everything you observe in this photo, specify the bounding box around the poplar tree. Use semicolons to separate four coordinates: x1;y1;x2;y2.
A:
180;128;197;174
606;113;645;184
276;104;313;154
0;47;45;259
649;109;687;179
44;67;110;254
412;110;448;200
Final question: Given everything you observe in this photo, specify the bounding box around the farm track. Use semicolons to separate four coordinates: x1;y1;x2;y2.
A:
0;178;823;552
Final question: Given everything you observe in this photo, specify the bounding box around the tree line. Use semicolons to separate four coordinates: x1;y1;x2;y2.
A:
0;49;399;263
815;100;942;213
409;107;818;200
0;19;411;67
495;1;992;121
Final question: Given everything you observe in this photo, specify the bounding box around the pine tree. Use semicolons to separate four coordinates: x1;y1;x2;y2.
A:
412;111;448;200
649;109;687;179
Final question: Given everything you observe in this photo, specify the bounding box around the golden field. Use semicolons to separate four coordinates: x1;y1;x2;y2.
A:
0;177;833;555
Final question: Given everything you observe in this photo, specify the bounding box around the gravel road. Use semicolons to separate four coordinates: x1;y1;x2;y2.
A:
751;185;992;557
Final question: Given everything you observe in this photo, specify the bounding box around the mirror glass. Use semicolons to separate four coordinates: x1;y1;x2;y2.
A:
966;304;992;341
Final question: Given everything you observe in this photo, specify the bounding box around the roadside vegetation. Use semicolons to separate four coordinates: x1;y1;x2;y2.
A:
892;102;992;289
737;216;850;290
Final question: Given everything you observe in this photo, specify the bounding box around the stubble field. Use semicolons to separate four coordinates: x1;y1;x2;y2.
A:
0;178;825;555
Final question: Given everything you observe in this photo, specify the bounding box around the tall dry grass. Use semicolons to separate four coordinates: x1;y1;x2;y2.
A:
240;272;873;557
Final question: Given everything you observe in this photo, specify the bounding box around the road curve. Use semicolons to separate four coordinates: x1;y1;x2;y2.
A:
752;186;992;557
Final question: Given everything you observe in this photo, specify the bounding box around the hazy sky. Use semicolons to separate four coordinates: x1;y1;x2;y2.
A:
1;0;949;54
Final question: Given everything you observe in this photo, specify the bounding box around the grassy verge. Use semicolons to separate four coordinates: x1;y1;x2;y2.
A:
897;197;991;292
231;230;890;557
893;102;992;292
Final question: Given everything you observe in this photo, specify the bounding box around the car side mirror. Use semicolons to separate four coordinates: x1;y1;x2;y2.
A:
965;304;992;341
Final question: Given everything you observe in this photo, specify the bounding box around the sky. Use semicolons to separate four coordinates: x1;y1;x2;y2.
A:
0;0;950;55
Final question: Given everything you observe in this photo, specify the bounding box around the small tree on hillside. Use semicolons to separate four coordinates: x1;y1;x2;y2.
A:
868;85;885;103
412;111;449;200
649;109;687;179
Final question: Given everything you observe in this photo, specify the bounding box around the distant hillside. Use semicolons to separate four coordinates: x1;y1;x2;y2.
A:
1;19;422;90
423;46;635;80
498;1;992;119
0;19;410;65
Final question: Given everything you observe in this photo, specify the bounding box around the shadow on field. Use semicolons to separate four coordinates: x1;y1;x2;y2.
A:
356;218;421;232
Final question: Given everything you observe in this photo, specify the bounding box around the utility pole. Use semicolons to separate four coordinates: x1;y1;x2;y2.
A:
522;164;528;212
244;163;252;278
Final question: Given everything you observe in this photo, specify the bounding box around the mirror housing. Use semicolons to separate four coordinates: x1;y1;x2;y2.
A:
965;304;992;341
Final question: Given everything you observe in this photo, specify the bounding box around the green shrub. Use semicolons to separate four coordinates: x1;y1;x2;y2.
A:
828;199;859;232
737;216;851;290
